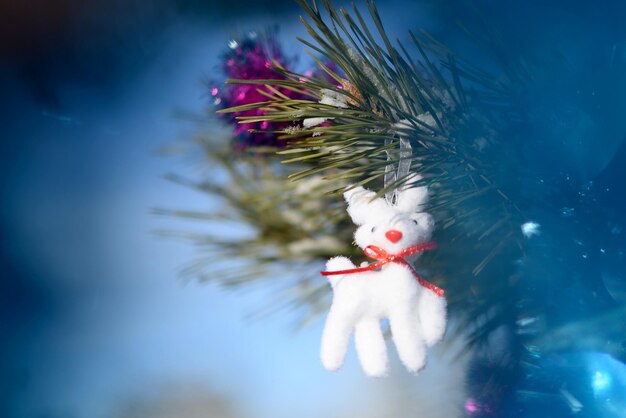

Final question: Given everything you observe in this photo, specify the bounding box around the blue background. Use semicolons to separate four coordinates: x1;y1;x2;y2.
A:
1;1;626;417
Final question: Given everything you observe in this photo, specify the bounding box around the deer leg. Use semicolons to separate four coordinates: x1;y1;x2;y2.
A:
418;290;447;346
320;306;356;371
389;306;426;374
355;318;388;377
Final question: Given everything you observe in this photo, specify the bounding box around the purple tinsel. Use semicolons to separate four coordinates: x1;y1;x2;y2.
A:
211;31;304;149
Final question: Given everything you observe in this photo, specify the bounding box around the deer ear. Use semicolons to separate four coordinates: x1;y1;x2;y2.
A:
395;174;429;213
344;186;389;225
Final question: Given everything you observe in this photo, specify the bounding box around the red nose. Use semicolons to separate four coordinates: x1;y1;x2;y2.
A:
385;230;403;243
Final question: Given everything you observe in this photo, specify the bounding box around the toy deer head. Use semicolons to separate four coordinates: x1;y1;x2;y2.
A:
344;174;435;255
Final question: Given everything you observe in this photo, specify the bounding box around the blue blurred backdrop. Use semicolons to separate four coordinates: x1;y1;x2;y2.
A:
1;1;626;417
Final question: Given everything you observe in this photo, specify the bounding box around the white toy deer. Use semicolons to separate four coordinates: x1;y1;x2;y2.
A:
320;177;447;377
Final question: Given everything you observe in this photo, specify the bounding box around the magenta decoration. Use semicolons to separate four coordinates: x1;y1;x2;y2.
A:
211;31;304;149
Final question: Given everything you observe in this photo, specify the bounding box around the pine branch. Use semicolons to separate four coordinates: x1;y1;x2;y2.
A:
156;137;364;319
215;0;532;349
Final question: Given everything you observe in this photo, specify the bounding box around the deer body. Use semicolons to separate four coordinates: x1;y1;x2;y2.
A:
320;178;447;377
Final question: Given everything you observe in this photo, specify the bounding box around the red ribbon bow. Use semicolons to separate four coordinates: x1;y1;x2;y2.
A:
321;241;444;297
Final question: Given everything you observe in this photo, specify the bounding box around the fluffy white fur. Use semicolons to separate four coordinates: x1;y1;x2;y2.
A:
321;176;447;377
